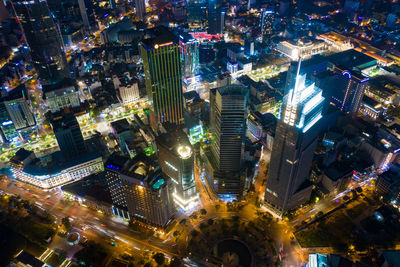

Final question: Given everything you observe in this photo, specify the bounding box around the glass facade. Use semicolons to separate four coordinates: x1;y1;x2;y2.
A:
12;0;69;84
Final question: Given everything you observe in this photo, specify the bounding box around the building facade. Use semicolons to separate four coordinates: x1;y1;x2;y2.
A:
156;131;198;211
135;0;146;21
140;27;184;130
208;0;224;34
44;82;81;113
11;151;103;189
208;84;249;200
265;60;324;215
105;153;175;227
51;111;86;159
12;0;69;84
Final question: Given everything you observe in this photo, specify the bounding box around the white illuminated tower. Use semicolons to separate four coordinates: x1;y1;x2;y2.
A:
264;59;325;215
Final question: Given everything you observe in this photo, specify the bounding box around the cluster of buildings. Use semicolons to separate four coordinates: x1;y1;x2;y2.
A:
1;0;400;252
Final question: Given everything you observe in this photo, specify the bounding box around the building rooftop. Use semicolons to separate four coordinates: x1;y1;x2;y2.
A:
111;119;131;135
141;26;178;50
13;250;47;267
105;153;168;191
328;49;377;71
61;172;112;204
23;151;101;176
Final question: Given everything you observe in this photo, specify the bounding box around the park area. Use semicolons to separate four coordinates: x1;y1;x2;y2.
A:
295;192;400;256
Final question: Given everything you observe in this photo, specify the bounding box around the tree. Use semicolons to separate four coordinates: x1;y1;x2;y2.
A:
179;219;186;225
173;230;180;237
200;223;207;230
74;241;107;266
153;253;165;265
200;209;207;215
190;230;199;237
169;256;182;267
208;219;214;226
61;217;71;231
215;204;221;211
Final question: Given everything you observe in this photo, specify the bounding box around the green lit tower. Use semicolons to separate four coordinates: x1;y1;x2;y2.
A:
140;27;184;130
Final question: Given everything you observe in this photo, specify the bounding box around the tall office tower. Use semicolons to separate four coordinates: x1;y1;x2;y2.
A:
178;32;199;91
140;27;184;130
265;60;325;215
135;0;146;21
51;110;86;159
11;0;70;84
207;0;224;34
156;130;198;211
78;0;98;31
105;153;175;227
260;9;275;42
187;0;207;30
208;84;249;200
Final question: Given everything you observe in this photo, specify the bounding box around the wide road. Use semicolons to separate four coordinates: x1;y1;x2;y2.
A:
0;179;179;262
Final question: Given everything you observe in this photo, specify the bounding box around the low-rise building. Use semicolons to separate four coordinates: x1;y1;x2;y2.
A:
11;149;103;189
61;173;113;215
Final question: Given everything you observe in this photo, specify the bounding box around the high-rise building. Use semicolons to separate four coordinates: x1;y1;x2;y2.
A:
135;0;146;21
260;9;275;42
140;27;184;130
265;60;325;215
208;0;224;34
208;84;249;200
179;33;200;79
78;0;98;31
51;110;86;159
2;85;35;131
105;153;175;227
156;130;199;211
178;32;200;91
11;0;70;84
187;0;207;30
0;85;36;143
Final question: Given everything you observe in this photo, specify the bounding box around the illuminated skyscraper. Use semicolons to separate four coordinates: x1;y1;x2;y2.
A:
178;32;199;91
208;0;224;34
208;84;249;200
11;0;69;84
179;33;199;79
156;130;198;211
140;27;184;130
265;60;325;215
